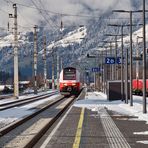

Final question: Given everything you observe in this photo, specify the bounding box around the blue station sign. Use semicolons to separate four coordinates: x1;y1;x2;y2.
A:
116;57;121;64
116;57;125;64
91;67;101;72
105;57;124;64
105;57;115;64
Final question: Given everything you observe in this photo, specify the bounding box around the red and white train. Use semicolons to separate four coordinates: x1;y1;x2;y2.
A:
59;67;81;95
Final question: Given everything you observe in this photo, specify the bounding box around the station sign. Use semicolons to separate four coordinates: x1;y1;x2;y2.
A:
105;57;124;64
116;57;125;64
91;67;101;72
116;57;121;64
105;57;115;64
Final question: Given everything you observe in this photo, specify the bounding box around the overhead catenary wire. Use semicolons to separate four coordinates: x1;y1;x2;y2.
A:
0;7;9;14
37;0;60;29
3;0;58;31
2;0;148;25
2;0;147;37
30;0;59;31
2;0;136;20
2;0;59;35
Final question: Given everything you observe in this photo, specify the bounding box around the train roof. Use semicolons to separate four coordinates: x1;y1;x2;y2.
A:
63;67;76;69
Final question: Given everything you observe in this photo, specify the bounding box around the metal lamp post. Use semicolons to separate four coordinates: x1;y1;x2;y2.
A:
112;10;134;106
107;24;137;101
107;24;126;101
142;0;147;113
136;36;143;82
9;4;19;98
33;25;38;94
113;8;147;110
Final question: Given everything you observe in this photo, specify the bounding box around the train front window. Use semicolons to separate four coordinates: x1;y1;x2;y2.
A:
63;68;76;80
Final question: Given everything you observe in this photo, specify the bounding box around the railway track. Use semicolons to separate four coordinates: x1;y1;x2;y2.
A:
0;94;77;148
0;90;58;111
0;90;57;100
0;94;13;100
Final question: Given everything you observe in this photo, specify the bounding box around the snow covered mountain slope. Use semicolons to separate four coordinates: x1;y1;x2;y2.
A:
39;26;87;54
0;1;147;80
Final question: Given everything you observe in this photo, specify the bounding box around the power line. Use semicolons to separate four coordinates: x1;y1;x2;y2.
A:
2;0;133;20
3;0;58;32
0;7;9;14
17;8;35;26
38;0;60;29
2;0;148;22
30;0;58;31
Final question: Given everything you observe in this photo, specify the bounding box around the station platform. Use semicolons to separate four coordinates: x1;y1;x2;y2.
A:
38;92;148;148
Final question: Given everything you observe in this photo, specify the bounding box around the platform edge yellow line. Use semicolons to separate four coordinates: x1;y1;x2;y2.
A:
72;107;85;148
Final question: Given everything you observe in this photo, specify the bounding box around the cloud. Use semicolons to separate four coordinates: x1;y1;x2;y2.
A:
0;0;138;32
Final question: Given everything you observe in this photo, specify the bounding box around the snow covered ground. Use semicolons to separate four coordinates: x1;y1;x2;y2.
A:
1;90;148;141
0;89;57;104
74;91;148;145
74;91;148;124
1;90;148;124
0;90;61;127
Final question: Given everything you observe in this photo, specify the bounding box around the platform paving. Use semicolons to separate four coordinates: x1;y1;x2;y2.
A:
110;110;148;148
39;102;148;148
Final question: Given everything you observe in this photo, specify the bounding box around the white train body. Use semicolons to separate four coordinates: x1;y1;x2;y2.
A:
59;67;81;95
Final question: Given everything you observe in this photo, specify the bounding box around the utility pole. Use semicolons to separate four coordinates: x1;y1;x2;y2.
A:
112;10;133;106
136;36;143;82
129;11;133;106
33;25;38;94
60;57;63;72
57;52;59;89
104;48;108;93
109;42;113;80
115;35;118;80
112;9;147;107
101;50;104;92
9;4;19;99
52;51;55;89
43;35;47;91
142;0;147;113
125;48;128;104
107;24;124;101
121;25;124;101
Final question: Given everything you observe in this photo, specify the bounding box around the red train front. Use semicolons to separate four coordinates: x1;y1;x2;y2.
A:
59;67;81;95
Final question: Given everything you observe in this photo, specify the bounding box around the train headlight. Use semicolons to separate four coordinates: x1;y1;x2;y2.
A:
64;83;67;86
72;83;76;86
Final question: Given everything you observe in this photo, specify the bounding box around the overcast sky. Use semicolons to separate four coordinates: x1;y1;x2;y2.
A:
0;0;144;32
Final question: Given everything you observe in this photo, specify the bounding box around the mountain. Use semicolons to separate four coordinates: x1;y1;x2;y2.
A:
0;1;147;82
